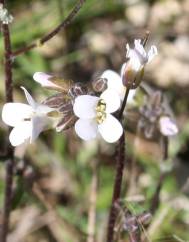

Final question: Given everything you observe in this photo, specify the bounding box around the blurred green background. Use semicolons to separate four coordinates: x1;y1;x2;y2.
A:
1;0;189;241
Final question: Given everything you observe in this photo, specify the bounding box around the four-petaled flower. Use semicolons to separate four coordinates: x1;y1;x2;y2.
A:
121;39;157;88
2;87;56;146
73;89;123;143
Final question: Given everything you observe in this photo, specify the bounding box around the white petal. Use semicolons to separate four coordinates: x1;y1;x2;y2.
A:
121;63;127;78
75;118;98;141
147;45;158;63
128;50;143;71
98;114;123;143
73;95;99;119
126;43;130;58
31;115;50;142
35;104;55;114
101;70;124;97
33;72;61;89
21;86;54;114
21;86;37;109
2;103;33;127
9;121;32;146
134;39;147;59
100;89;121;113
159;116;178;136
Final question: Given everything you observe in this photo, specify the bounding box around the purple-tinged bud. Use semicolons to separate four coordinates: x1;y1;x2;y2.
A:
159;116;178;136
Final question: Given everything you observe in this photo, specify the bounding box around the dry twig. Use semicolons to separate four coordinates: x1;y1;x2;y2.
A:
12;0;86;57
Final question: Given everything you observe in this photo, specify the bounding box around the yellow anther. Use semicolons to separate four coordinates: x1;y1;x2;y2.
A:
96;99;106;124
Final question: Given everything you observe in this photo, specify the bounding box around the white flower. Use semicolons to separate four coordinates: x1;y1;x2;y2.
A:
159;116;178;136
101;69;136;103
0;4;13;24
122;39;157;87
73;89;123;143
126;39;157;70
2;87;56;146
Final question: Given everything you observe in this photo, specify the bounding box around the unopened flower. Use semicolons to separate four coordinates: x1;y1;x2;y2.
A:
73;89;123;143
33;72;68;92
159;116;178;136
122;39;157;88
0;4;13;24
33;72;88;99
2;87;56;146
91;76;108;93
33;72;89;132
138;91;178;138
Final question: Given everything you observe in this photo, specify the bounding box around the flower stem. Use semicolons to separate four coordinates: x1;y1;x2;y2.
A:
106;88;130;242
0;1;15;241
118;88;130;120
87;159;98;242
150;136;168;214
12;0;86;57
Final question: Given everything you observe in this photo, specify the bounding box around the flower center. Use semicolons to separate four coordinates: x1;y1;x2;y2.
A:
23;111;36;121
95;99;106;124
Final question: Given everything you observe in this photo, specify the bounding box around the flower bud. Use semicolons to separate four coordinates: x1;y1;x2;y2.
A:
159;116;178;136
121;39;157;89
122;62;144;89
92;77;108;93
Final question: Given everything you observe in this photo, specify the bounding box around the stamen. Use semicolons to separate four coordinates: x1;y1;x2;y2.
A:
96;99;106;124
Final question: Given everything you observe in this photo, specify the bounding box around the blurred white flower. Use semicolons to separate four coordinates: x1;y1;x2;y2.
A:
2;87;56;146
0;3;13;24
122;39;157;87
100;69;136;103
159;116;178;136
73;89;123;143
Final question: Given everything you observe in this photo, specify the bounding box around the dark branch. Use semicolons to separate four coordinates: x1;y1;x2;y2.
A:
150;137;169;214
0;1;15;241
12;0;86;57
106;32;151;242
106;88;131;242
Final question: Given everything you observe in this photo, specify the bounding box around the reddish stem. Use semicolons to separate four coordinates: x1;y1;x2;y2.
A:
0;1;15;241
106;88;130;242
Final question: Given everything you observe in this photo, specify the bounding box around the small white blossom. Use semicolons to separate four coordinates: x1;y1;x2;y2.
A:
73;89;123;143
122;39;157;87
2;87;56;146
33;72;64;91
126;39;157;69
159;116;178;136
101;69;136;103
0;4;13;24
